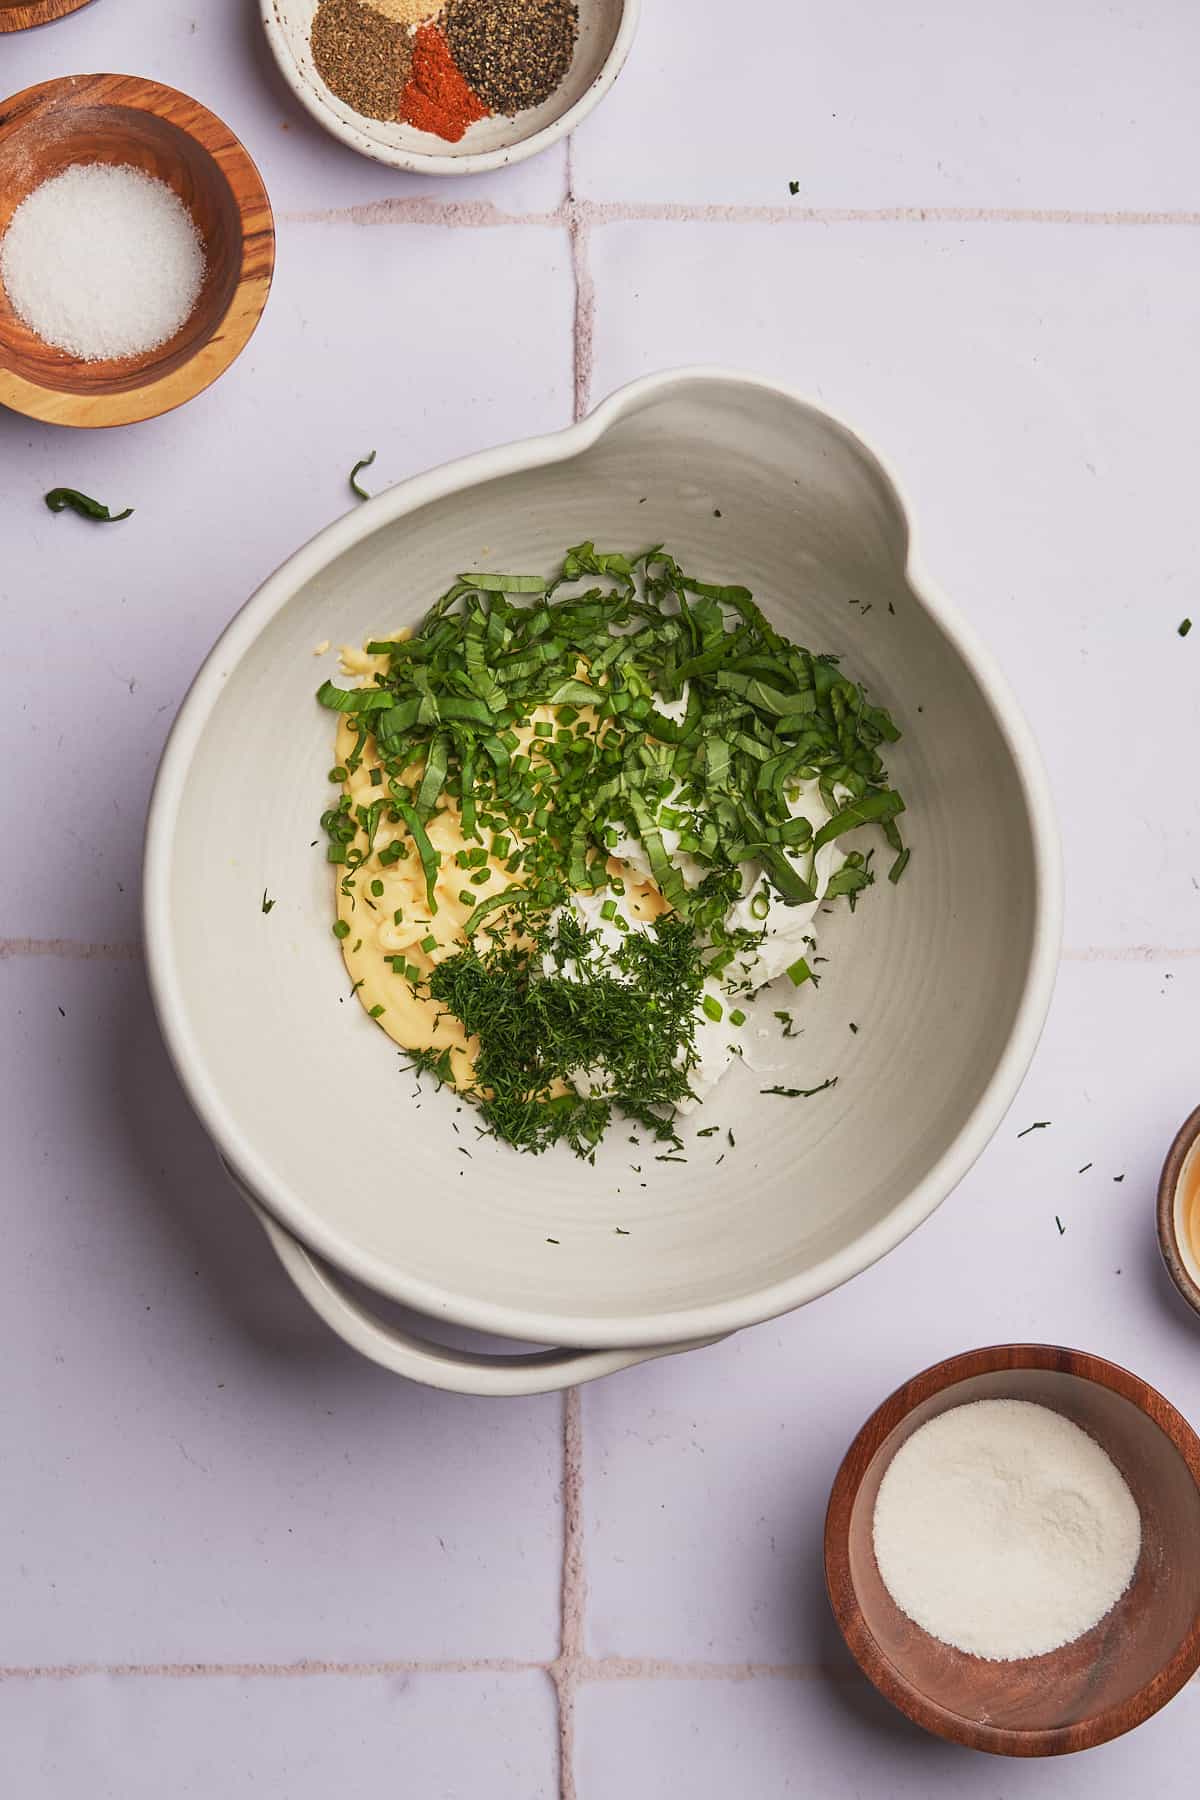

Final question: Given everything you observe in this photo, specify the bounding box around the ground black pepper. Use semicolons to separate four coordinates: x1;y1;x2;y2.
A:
443;0;579;116
311;0;414;123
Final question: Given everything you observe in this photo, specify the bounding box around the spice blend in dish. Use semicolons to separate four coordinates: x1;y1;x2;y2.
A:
317;545;909;1157
0;164;205;363
310;0;415;122
872;1399;1142;1661
444;0;580;115
308;0;580;139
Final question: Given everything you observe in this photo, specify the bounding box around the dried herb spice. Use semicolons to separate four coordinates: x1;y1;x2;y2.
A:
311;0;413;122
444;0;579;115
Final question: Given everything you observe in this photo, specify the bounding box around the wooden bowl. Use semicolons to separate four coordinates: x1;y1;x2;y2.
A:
1158;1104;1200;1320
825;1344;1200;1756
0;74;274;427
0;0;93;31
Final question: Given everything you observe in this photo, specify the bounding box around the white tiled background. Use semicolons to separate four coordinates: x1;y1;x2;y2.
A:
2;3;1198;1794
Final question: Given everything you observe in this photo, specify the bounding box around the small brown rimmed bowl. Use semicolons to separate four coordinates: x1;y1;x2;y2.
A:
1158;1104;1200;1320
0;0;92;31
825;1344;1200;1757
0;74;274;427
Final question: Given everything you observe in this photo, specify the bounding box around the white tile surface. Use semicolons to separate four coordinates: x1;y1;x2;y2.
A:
3;1;1200;1794
0;218;571;944
587;217;1200;950
582;958;1200;1665
572;0;1200;210
0;955;564;1664
574;1674;1200;1799
0;1671;558;1799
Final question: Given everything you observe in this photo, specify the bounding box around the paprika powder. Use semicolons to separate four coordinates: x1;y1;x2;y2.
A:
401;23;490;141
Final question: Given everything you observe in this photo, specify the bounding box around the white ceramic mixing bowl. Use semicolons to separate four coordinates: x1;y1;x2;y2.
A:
144;369;1061;1395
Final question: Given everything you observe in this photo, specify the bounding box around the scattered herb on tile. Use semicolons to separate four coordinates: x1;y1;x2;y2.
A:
1078;1162;1092;1174
1179;618;1193;637
44;486;133;523
261;890;276;914
1017;1120;1051;1138
350;450;377;500
1055;1215;1066;1235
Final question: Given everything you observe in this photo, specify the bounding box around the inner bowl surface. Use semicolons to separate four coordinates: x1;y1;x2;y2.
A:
144;371;1060;1349
0;75;274;426
263;0;637;174
825;1345;1200;1755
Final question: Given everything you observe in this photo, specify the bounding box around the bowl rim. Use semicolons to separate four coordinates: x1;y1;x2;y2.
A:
824;1342;1200;1757
143;365;1064;1350
1157;1103;1200;1317
0;72;275;428
260;0;641;176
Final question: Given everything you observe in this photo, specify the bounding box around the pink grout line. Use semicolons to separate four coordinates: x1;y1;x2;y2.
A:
549;1384;587;1800
283;198;1200;231
566;141;596;424
580;1656;858;1684
0;938;140;961
1061;945;1200;962
283;197;565;229
0;1659;539;1681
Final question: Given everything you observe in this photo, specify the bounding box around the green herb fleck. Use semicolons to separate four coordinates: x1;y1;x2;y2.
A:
45;487;133;523
350;451;377;501
261;890;275;915
1179;618;1193;637
1055;1215;1065;1235
1017;1120;1051;1138
332;919;350;940
760;1077;837;1098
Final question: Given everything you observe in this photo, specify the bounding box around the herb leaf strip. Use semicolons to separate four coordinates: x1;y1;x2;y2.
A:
319;544;906;945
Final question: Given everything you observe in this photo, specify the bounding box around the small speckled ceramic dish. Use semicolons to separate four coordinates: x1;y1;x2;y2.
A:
826;1345;1200;1756
1157;1104;1200;1320
261;0;640;175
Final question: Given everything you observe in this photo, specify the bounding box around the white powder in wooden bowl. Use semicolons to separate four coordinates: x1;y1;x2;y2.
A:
872;1399;1141;1661
0;162;205;363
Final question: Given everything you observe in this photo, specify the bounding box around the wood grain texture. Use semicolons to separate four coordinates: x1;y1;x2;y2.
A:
824;1344;1200;1757
1157;1104;1200;1319
0;0;93;34
0;74;274;427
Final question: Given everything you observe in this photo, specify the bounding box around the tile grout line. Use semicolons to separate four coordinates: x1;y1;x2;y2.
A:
281;198;1200;231
0;939;141;961
1;1656;1194;1685
549;1385;587;1800
566;142;596;424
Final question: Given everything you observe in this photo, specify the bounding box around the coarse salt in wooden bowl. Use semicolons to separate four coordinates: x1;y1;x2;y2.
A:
0;74;275;428
0;0;93;31
825;1344;1200;1757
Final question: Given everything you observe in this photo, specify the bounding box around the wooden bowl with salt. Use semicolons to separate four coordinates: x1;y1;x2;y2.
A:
0;74;274;427
0;0;93;32
825;1344;1200;1756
